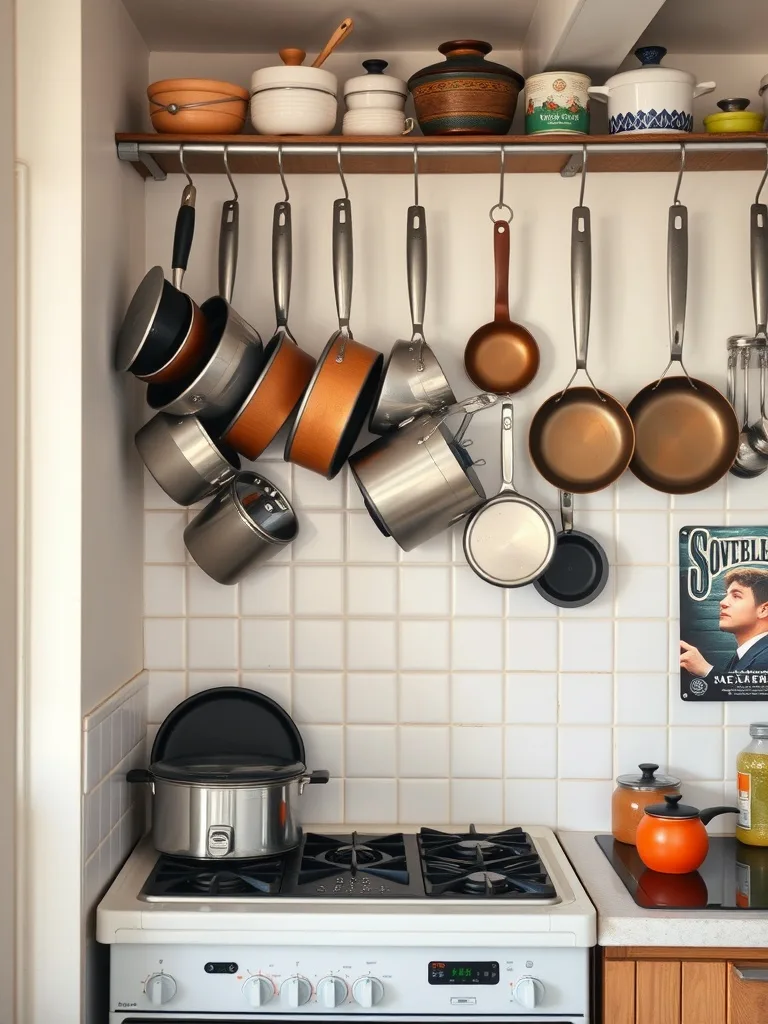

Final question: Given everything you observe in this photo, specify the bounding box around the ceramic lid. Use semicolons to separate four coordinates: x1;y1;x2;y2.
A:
408;41;524;88
616;762;681;791
645;793;700;819
601;46;696;89
344;59;407;97
760;74;768;95
251;64;337;95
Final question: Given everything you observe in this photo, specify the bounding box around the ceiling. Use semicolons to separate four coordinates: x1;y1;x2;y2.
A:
639;0;768;53
121;0;538;53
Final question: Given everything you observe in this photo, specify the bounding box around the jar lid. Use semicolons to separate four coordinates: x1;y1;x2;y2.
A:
251;64;338;95
408;41;524;89
750;722;768;737
704;99;764;133
616;762;681;790
344;59;407;98
602;46;696;90
645;793;699;819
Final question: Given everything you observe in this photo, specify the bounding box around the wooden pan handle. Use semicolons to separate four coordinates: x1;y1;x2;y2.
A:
312;17;354;68
493;221;510;322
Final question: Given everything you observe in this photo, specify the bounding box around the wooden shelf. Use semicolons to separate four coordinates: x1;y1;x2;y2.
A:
116;132;768;178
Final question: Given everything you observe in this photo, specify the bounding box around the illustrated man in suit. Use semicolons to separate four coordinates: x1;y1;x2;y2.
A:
680;567;768;677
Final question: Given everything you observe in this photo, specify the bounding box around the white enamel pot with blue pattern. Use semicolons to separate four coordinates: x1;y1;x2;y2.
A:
589;46;714;134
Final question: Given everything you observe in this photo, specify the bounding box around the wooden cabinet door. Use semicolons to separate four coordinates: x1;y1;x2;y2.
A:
728;963;768;1023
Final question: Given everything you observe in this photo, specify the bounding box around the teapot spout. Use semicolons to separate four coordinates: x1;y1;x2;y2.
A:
700;805;739;826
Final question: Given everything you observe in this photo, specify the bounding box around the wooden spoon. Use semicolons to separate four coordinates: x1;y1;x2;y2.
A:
312;17;354;68
279;48;306;66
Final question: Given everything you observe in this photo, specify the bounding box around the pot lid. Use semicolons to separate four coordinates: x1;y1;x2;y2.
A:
644;793;700;819
704;99;764;132
344;59;407;97
616;762;681;791
760;74;768;95
408;41;524;89
601;46;696;89
150;755;306;784
115;265;167;371
251;64;338;95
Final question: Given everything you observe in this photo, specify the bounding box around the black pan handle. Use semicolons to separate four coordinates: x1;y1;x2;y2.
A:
172;183;196;290
308;770;330;785
127;768;152;784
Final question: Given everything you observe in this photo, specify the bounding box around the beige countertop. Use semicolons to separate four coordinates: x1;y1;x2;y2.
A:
558;831;768;948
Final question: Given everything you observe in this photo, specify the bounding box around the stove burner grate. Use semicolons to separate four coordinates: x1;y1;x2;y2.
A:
299;832;409;886
143;854;284;898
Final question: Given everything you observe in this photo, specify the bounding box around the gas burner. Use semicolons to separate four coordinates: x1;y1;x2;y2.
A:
298;832;410;888
142;855;284;898
419;825;558;900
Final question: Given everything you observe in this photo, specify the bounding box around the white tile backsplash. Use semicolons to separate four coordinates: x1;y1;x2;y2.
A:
142;170;768;833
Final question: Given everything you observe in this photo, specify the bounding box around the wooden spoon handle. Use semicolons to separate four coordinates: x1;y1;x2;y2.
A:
279;48;306;66
312;17;354;68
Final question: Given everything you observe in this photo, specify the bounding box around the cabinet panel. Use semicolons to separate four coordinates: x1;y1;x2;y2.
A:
636;961;681;1024
604;960;636;1024
682;962;726;1024
728;963;768;1024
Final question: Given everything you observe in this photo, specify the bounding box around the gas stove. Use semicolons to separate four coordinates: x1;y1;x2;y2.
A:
139;826;558;902
98;825;595;1023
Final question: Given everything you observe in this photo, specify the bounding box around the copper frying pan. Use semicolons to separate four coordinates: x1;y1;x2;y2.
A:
465;218;540;394
284;197;383;479
627;204;739;494
529;205;635;493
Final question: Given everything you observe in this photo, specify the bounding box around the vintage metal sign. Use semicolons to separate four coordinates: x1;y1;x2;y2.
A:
679;526;768;702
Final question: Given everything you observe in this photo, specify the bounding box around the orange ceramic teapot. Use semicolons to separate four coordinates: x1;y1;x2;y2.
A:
636;794;739;874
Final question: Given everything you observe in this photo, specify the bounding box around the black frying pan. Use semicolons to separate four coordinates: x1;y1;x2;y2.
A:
533;491;608;608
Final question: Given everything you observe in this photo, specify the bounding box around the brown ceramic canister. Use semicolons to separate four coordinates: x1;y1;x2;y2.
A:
612;763;681;846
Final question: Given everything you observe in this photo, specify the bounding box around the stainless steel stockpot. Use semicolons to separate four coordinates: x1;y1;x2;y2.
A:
350;394;495;551
184;471;298;585
127;757;330;859
135;412;240;506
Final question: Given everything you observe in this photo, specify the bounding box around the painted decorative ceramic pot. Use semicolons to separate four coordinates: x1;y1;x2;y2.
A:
525;71;590;134
407;41;524;135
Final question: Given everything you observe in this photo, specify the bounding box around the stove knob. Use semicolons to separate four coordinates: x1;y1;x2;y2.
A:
317;976;348;1009
281;975;312;1008
352;976;384;1008
145;972;177;1006
243;976;274;1008
512;976;544;1010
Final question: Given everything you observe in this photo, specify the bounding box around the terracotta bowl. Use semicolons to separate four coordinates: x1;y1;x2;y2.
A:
148;78;249;134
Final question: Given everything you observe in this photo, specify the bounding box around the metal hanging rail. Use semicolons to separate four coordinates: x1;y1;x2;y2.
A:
116;137;768;182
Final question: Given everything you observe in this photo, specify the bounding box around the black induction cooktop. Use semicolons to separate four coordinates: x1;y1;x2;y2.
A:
141;826;560;902
596;834;768;910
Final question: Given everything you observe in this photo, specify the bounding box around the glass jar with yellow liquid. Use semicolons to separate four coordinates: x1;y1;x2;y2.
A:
736;723;768;847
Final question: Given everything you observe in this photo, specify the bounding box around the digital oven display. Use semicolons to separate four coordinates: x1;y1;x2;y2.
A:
428;961;499;985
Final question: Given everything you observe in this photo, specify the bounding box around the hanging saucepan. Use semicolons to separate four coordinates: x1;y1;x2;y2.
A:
284;186;383;479
627;201;739;493
350;393;495;551
115;174;210;383
463;402;556;588
533;491;609;607
146;198;263;421
529;199;635;493
223;198;316;460
369;201;455;434
128;755;329;859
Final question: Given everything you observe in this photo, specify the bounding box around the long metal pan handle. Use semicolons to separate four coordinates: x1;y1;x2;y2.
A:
499;401;515;493
171;183;196;290
407;205;427;341
218;198;239;303
571;206;591;370
272;201;292;328
560;491;574;534
751;202;768;336
333;198;353;332
668;204;688;361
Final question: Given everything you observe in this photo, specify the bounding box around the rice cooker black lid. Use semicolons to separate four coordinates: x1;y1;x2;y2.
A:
150;755;306;784
151;687;305;764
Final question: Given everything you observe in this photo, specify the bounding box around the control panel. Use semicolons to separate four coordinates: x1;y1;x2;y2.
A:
110;945;588;1017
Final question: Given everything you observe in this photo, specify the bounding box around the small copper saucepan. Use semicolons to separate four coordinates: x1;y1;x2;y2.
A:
115;175;210;384
285;195;383;479
223;200;316;460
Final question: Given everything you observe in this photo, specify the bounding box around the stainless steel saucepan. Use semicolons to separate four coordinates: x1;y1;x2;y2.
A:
350;393;496;551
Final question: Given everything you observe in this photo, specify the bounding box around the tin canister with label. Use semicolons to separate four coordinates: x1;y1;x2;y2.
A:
525;71;590;134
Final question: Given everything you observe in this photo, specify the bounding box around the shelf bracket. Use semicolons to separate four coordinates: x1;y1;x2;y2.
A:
560;153;583;178
117;141;166;181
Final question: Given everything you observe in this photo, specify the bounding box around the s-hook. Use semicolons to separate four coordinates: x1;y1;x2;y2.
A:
578;145;588;207
219;145;239;303
174;145;196;290
337;146;349;201
756;143;768;204
223;145;238;202
489;147;513;223
673;143;686;205
277;143;289;202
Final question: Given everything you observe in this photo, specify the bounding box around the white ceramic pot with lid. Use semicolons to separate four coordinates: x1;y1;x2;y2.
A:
759;75;768;127
588;46;715;134
250;64;338;135
343;59;409;135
